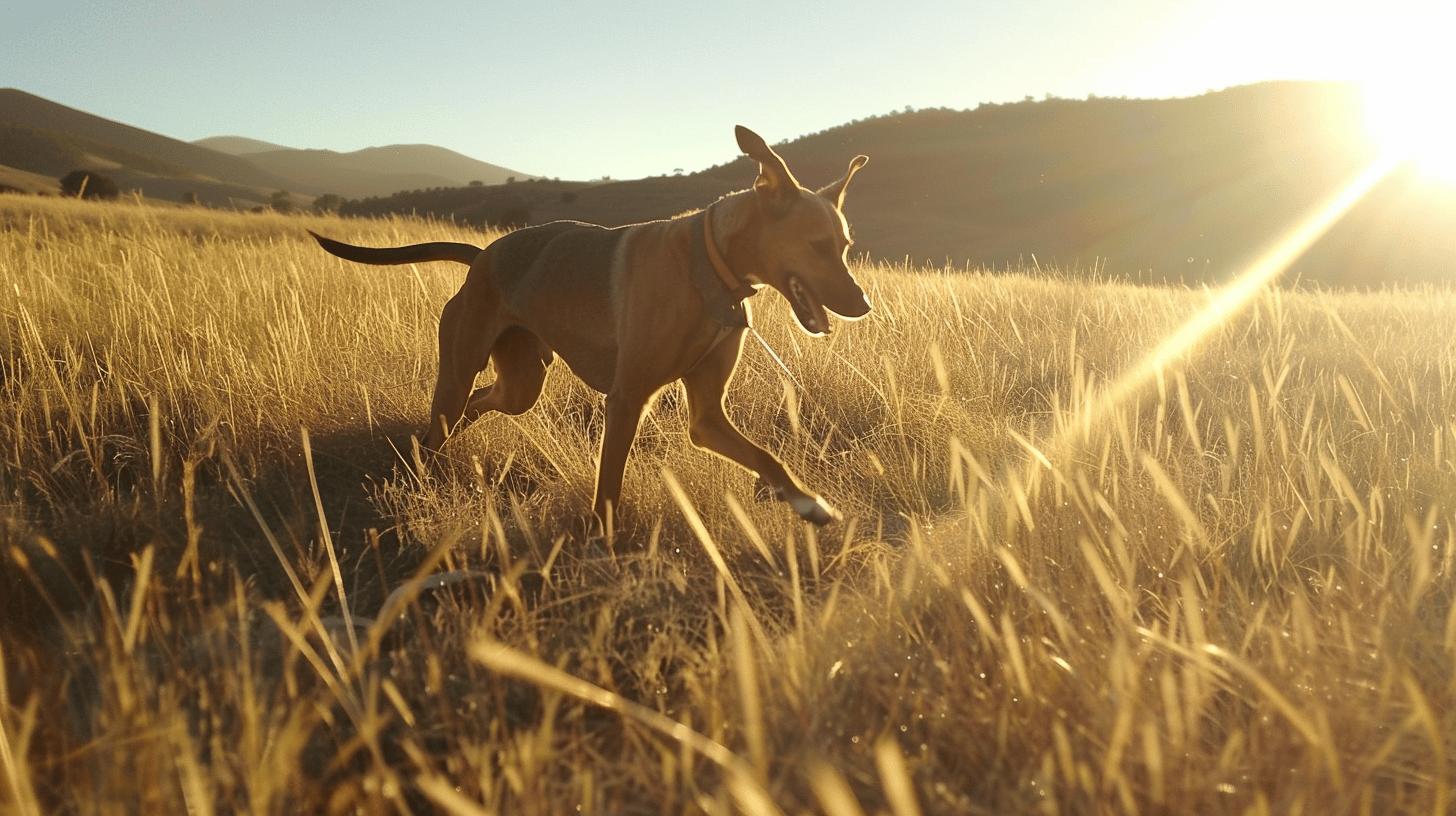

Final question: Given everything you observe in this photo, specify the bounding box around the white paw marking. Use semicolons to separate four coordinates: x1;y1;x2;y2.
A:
789;494;838;524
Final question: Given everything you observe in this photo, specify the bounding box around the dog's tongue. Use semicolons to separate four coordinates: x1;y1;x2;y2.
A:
788;275;829;335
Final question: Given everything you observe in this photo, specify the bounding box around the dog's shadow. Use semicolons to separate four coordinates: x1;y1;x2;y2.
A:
298;418;576;595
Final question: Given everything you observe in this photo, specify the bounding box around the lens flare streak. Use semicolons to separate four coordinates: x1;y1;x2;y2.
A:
1052;155;1398;456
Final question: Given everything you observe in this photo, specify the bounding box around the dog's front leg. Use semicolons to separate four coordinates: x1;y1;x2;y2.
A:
592;390;649;529
681;337;839;526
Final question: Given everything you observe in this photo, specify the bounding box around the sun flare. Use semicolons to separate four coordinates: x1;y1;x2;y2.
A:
1362;76;1456;184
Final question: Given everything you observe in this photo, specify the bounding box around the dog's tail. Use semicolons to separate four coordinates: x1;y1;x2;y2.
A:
308;230;482;266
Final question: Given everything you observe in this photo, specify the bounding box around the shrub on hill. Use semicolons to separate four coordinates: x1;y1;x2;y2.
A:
312;193;344;213
58;170;119;199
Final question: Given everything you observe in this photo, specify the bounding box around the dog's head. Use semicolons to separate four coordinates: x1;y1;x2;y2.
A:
734;125;870;336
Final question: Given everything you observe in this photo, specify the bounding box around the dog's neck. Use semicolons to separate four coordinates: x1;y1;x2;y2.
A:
707;191;762;289
703;200;753;300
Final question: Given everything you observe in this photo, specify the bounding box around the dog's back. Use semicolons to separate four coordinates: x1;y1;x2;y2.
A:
475;221;634;388
485;220;626;297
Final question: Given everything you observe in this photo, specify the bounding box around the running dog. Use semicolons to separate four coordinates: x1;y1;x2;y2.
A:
310;126;870;527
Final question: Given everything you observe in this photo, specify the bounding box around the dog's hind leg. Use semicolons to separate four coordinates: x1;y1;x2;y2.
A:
592;388;652;530
457;327;553;429
681;332;839;525
421;291;499;453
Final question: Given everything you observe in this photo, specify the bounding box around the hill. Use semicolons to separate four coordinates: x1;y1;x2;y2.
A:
193;135;535;197
0;88;290;200
737;81;1456;287
0;89;536;205
193;135;295;155
0;162;59;194
230;143;533;198
345;143;531;186
347;81;1455;286
6;83;1452;285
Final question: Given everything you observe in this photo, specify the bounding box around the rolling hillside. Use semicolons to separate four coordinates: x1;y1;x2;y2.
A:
347;81;1455;286
194;135;295;155
0;89;535;204
195;134;533;196
0;162;59;194
346;143;530;186
225;144;531;198
6;83;1452;285
0;88;289;191
733;80;1456;286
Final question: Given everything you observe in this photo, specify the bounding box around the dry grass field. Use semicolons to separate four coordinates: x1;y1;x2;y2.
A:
2;193;1454;814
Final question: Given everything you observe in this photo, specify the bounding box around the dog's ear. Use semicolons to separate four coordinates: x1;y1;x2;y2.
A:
735;125;798;211
817;155;869;210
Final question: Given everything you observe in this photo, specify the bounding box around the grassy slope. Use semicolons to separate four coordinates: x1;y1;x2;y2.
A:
228;145;535;199
349;82;1456;287
0;166;59;195
0;89;289;191
0;90;528;204
194;135;297;155
1;196;1454;813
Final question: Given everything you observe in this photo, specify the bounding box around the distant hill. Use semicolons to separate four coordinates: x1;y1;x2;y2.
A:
193;135;295;155
0;88;289;197
196;135;536;195
345;144;531;187
223;144;532;198
745;82;1456;286
4;84;1451;286
713;82;1399;280
0;89;537;205
345;81;1454;287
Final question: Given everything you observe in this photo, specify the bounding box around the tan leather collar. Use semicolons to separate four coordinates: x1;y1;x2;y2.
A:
702;204;752;300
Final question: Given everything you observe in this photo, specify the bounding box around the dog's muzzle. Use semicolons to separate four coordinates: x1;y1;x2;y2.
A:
787;274;830;335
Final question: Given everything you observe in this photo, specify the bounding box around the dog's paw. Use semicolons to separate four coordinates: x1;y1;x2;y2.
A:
753;477;782;503
789;494;840;526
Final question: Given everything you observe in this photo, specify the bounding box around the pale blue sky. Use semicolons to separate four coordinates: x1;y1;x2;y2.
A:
1;1;1438;179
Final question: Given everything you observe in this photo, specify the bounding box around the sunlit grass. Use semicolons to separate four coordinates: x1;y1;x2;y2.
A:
2;193;1455;813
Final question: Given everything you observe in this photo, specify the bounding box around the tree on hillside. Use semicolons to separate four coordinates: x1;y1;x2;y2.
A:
59;170;119;200
270;190;294;213
181;191;200;206
313;193;344;213
469;180;484;187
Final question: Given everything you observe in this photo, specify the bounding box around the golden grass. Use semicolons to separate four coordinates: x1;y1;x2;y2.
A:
2;192;1455;813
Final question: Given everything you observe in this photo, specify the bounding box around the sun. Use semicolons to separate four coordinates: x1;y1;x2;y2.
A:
1361;75;1456;184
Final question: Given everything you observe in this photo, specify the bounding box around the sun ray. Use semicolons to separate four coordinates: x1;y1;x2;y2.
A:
1036;154;1398;462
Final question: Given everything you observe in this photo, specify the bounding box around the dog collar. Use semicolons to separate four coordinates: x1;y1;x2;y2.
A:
691;206;751;329
702;205;754;302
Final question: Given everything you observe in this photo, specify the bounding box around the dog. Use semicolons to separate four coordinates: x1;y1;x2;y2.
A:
310;126;870;527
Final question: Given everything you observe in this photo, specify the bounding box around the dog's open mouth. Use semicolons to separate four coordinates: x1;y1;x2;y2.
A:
786;274;829;335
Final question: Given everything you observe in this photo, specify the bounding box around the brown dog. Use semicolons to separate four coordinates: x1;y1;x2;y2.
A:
310;126;870;526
